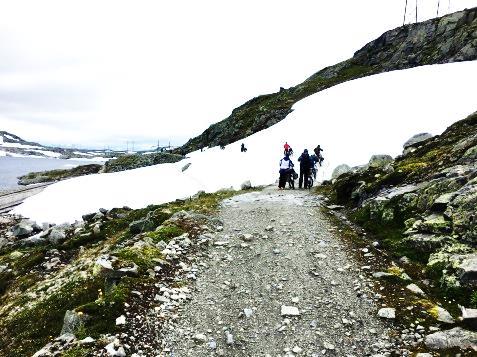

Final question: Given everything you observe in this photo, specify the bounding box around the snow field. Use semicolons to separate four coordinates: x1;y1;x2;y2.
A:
14;61;477;224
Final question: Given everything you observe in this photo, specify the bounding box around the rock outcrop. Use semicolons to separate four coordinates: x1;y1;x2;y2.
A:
179;8;477;153
328;111;477;294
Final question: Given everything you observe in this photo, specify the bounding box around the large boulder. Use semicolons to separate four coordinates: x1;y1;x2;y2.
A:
332;164;351;179
403;133;433;154
425;327;477;350
368;155;393;169
47;229;67;245
12;221;34;237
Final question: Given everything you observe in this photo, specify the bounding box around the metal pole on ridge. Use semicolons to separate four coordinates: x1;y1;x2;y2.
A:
415;0;418;23
403;0;408;25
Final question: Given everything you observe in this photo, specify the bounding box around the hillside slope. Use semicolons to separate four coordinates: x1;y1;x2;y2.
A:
0;131;110;160
180;7;477;153
327;111;477;307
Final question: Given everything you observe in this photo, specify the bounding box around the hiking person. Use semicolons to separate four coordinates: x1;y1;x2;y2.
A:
314;145;324;166
284;142;290;154
241;143;247;152
298;149;311;189
278;154;294;189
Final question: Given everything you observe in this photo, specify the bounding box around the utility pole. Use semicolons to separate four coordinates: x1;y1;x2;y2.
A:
403;0;408;25
157;139;160;152
415;0;418;23
126;141;129;152
132;141;135;152
437;0;440;17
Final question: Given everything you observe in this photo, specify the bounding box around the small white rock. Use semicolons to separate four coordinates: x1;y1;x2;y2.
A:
115;315;126;325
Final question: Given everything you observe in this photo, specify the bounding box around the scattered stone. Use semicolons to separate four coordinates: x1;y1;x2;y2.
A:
193;333;207;344
116;315;126;325
292;346;303;353
281;305;300;316
378;308;396;319
406;283;426;297
240;234;253;242
434;306;455;324
243;308;254;318
373;272;394;279
225;331;234;345
265;225;274;232
323;342;335;350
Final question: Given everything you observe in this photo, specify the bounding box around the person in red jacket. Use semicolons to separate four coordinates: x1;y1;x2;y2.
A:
284;142;292;156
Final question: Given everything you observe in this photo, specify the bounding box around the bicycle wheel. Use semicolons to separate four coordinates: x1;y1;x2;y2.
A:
308;176;313;188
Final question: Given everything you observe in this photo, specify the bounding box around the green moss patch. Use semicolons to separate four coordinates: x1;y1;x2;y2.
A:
146;225;185;243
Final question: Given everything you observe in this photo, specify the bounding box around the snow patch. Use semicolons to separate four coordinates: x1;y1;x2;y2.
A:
13;61;477;224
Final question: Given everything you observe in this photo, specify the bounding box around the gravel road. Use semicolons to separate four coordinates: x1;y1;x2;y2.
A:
162;187;403;356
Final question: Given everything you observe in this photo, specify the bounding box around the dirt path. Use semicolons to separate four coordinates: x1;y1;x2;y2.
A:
162;187;401;356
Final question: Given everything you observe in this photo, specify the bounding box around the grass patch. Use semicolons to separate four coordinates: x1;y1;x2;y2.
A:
76;278;132;338
146;225;185;243
114;246;163;271
0;277;102;357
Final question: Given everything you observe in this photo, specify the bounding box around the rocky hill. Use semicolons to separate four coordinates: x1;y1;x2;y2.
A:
0;130;111;160
179;7;477;153
326;110;477;311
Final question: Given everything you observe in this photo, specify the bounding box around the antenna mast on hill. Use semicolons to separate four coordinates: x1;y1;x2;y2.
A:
403;0;408;25
415;0;418;23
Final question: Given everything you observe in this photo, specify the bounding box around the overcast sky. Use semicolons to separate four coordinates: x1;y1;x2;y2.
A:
1;0;477;150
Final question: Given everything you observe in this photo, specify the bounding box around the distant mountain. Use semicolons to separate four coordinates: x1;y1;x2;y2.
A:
179;7;477;153
0;130;112;160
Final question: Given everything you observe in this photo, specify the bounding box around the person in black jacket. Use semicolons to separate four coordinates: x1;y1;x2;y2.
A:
298;149;311;189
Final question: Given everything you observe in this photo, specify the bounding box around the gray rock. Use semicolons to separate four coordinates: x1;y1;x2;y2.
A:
243;308;254;318
225;331;234;345
368;155;393;168
82;212;96;222
281;305;300;316
425;327;477;350
406;283;426;297
48;229;66;244
435;306;455;324
12;221;34;237
431;192;457;211
457;253;477;286
0;238;8;250
372;272;394;279
404;233;450;253
181;163;191;172
129;211;156;234
21;233;46;247
461;306;477;329
193;333;207;344
240;180;252;190
61;310;83;335
377;308;395;319
403;133;433;153
332;164;351;179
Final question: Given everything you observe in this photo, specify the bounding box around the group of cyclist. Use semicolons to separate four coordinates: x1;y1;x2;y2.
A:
278;142;324;190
